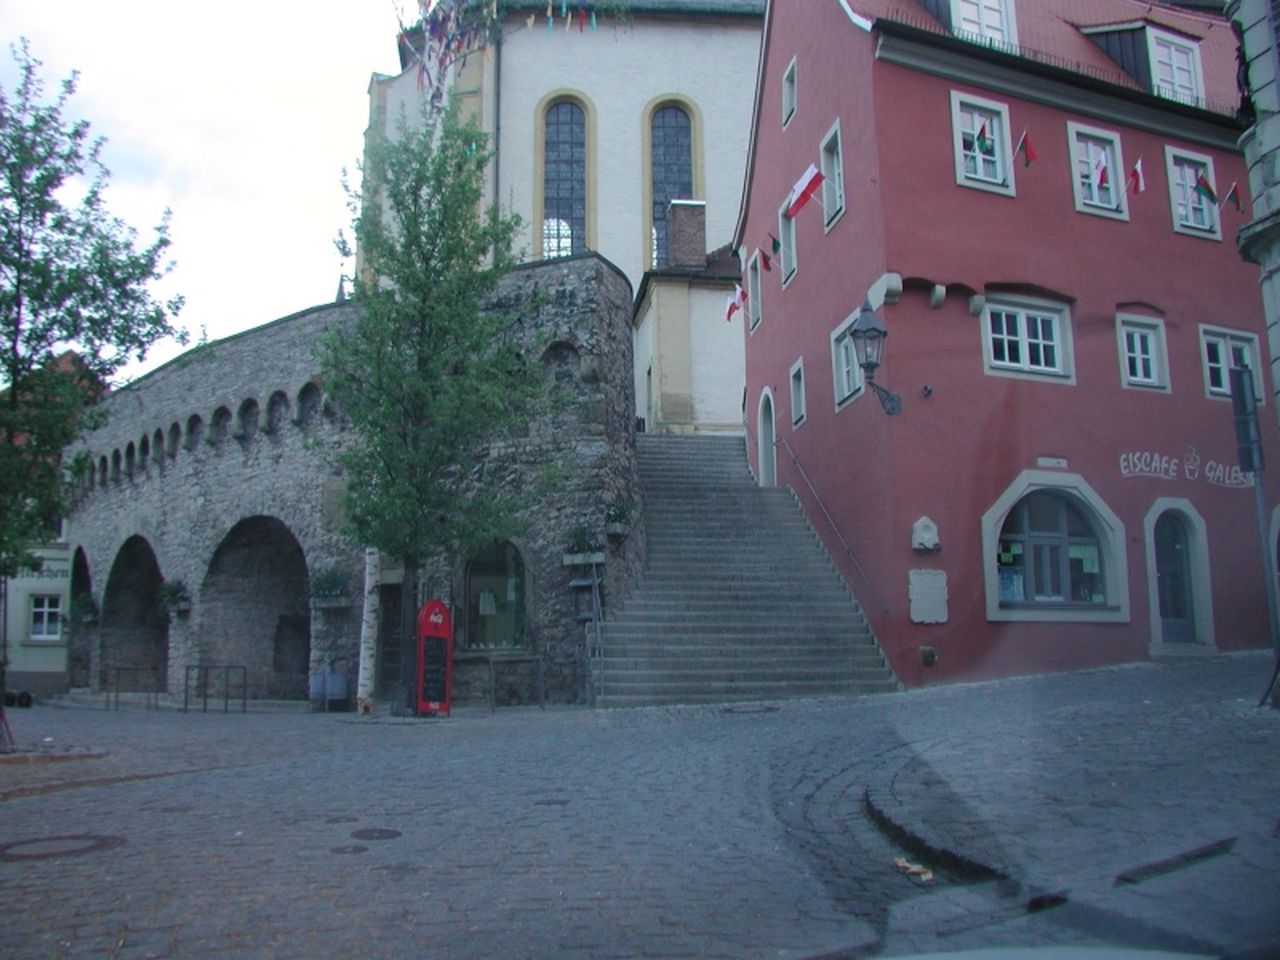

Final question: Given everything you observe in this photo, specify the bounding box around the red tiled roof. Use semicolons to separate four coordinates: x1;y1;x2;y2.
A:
851;0;1239;114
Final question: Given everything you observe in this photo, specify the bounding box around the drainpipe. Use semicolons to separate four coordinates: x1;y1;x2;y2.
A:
493;33;502;208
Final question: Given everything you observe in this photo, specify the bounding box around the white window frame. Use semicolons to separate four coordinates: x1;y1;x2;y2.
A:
781;57;797;129
981;470;1130;624
951;0;1018;50
830;316;864;411
29;594;63;643
789;358;806;427
1199;324;1264;403
1147;28;1204;108
819;119;845;230
1067;122;1128;220
746;251;763;331
950;91;1015;197
1116;314;1171;392
777;201;797;285
981;296;1075;383
1164;146;1220;240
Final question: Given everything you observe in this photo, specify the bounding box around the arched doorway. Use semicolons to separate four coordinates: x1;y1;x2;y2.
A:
100;536;168;691
465;541;527;649
757;390;777;487
1154;511;1196;644
200;516;310;699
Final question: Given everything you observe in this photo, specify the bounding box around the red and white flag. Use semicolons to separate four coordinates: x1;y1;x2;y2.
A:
786;163;824;218
1092;150;1109;190
1126;158;1145;194
725;284;747;322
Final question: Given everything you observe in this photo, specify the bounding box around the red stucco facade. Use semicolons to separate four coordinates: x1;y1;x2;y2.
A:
736;0;1279;687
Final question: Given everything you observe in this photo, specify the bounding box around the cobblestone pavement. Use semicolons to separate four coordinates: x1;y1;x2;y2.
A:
0;652;1277;959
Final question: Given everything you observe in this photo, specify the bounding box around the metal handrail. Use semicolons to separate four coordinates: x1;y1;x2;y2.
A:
109;667;164;710
775;436;888;614
183;664;247;713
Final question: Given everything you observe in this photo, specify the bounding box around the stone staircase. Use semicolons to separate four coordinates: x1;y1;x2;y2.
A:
597;434;897;706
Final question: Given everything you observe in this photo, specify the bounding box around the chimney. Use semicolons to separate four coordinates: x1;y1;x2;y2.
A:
665;200;707;269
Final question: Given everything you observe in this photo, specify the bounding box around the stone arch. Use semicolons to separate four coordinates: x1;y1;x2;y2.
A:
68;547;94;687
100;535;168;691
138;436;150;471
152;429;165;468
297;382;322;427
757;389;777;487
210;406;232;447
199;516;311;699
168;423;181;458
125;442;137;479
185;414;204;451
266;391;289;434
98;455;108;488
237;398;260;444
542;340;583;384
111;449;122;484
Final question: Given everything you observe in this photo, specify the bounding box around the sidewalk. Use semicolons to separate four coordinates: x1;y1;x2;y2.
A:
860;651;1280;957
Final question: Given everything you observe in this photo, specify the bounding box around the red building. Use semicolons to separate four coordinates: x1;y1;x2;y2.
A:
733;0;1279;686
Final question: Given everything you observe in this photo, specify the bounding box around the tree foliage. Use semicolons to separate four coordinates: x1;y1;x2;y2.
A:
0;40;184;577
321;95;545;576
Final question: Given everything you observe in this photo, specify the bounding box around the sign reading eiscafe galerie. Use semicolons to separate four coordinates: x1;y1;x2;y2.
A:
1118;446;1253;489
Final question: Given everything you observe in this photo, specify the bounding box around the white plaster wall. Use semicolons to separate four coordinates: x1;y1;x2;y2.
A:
495;17;759;288
689;285;745;430
3;544;70;680
633;301;657;429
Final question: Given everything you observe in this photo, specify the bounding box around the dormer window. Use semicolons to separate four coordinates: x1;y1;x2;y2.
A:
948;0;1018;49
1147;28;1203;106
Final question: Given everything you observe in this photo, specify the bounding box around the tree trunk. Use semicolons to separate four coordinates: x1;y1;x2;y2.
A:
355;547;380;712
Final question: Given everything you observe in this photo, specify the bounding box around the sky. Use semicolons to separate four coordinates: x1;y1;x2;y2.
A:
2;0;411;382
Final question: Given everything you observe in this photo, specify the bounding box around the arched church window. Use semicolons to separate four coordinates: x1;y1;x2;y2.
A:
543;100;586;259
650;104;693;267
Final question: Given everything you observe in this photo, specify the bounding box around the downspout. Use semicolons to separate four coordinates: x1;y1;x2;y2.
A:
493;33;502;208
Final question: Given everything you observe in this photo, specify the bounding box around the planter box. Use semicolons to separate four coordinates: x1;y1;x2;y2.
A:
310;596;351;610
604;522;628;538
562;552;606;566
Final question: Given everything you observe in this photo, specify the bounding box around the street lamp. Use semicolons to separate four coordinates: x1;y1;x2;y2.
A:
849;299;901;415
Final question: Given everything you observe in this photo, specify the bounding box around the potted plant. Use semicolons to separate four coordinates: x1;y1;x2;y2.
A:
310;567;351;608
562;525;605;566
604;502;630;539
159;579;191;616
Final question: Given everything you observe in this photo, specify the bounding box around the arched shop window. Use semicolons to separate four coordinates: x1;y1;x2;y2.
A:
997;491;1104;606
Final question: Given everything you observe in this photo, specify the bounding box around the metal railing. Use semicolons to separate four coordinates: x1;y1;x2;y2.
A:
108;667;165;710
183;664;248;713
775;436;888;614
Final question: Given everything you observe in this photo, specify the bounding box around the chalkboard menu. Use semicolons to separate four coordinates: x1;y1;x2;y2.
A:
420;636;448;703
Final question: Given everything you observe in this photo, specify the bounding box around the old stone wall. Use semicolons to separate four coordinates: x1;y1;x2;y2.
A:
66;254;644;707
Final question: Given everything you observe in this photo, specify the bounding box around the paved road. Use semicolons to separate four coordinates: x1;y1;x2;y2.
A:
1;652;1277;959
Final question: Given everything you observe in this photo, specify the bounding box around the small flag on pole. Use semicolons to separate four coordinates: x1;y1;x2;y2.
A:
759;250;772;272
1220;180;1244;213
1015;128;1037;167
1194;173;1217;205
769;233;781;255
1092;150;1109;190
1127;158;1145;194
725;284;748;323
786;163;824;218
975;121;991;155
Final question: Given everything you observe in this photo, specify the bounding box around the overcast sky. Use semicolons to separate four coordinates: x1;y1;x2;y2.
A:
3;1;409;381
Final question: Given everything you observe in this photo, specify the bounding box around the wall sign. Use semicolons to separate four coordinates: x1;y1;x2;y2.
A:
1119;446;1253;489
415;599;452;717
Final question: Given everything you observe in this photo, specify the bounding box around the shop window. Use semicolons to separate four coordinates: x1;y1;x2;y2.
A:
465;541;527;649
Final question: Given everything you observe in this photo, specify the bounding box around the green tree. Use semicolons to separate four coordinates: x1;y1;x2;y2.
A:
0;40;184;578
321;95;546;705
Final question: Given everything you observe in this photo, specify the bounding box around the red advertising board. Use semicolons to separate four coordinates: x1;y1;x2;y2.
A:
415;599;452;717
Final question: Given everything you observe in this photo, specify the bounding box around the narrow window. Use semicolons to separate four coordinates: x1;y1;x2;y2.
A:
1117;315;1169;391
746;252;763;330
650;105;693;268
781;57;797;127
950;92;1014;197
1068;123;1127;220
789;358;806;427
543;100;587;259
820;121;845;227
831;318;862;409
1165;147;1220;240
778;204;797;283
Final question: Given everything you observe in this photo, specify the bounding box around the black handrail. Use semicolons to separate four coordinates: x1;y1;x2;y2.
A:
183;664;247;713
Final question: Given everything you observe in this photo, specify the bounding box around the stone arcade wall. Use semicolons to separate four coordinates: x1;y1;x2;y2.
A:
66;254;643;706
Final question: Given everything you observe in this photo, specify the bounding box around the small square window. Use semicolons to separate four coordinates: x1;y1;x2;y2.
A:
950;91;1014;197
790;358;806;427
1116;315;1170;392
1165;147;1220;240
1200;326;1262;402
951;0;1017;49
29;594;62;642
982;297;1075;383
782;57;797;128
1068;122;1127;220
820;121;845;229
